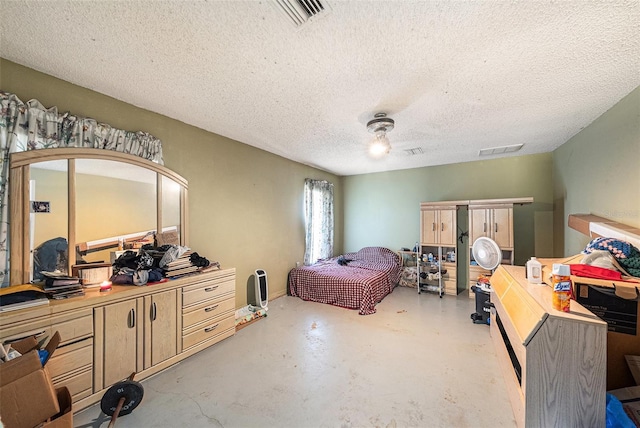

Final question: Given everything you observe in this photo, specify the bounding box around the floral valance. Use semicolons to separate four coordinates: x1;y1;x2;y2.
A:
0;90;164;286
0;91;164;163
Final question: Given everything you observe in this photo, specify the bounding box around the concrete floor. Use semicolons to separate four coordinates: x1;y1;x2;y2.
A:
74;287;516;428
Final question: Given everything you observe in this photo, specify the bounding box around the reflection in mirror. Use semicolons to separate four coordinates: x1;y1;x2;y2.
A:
30;160;69;281
76;159;157;264
162;175;181;243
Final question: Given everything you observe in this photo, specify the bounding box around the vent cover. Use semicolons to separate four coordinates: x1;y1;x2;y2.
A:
272;0;331;28
479;144;523;156
404;147;424;156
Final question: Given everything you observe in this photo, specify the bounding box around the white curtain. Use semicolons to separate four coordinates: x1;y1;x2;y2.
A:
304;178;334;265
0;91;164;287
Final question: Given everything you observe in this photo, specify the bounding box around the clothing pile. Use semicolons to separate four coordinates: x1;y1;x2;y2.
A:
337;256;352;266
111;248;164;286
111;244;219;285
578;237;640;279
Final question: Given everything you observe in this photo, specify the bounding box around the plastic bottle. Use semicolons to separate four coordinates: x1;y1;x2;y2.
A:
552;263;572;312
526;257;542;284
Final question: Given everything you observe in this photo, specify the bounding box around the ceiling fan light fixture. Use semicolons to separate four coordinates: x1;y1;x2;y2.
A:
367;113;395;157
369;131;391;157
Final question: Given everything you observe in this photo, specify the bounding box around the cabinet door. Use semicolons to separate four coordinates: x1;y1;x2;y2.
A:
492;207;513;248
150;290;178;366
439;209;456;246
469;208;489;244
103;299;138;387
421;209;438;245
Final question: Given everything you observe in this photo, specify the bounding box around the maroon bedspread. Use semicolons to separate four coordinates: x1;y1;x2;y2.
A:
288;247;401;315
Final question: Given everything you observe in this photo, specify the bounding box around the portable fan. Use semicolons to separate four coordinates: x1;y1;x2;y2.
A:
472;237;502;272
470;237;501;325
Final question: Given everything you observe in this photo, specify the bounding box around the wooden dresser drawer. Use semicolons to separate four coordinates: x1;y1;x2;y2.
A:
51;312;93;345
182;278;235;307
1;324;52;347
183;296;235;330
182;313;234;350
47;338;93;379
52;367;93;402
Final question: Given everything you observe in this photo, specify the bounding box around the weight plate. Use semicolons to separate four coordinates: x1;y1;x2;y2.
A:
100;380;144;417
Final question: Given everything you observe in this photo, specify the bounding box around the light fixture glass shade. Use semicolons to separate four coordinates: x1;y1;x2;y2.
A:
369;131;391;157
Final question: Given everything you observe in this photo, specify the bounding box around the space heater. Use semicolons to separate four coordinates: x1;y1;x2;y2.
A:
254;269;268;309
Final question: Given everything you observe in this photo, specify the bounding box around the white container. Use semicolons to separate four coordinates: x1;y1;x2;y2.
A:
526;257;542;284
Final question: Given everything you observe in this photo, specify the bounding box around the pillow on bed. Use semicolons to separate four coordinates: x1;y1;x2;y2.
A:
352;247;399;264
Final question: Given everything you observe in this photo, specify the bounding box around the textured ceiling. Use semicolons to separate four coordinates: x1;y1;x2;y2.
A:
1;1;639;176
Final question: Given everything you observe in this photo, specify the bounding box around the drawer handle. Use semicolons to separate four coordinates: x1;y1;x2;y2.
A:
204;323;219;333
3;329;48;345
204;304;219;313
204;286;219;292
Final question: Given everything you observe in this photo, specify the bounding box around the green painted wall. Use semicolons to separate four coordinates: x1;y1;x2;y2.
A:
1;58;344;307
4;56;636;304
552;86;640;256
343;153;555;268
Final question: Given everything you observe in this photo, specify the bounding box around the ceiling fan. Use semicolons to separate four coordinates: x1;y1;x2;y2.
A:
366;113;395;157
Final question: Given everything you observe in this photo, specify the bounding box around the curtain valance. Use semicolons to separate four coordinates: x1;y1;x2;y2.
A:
0;90;165;286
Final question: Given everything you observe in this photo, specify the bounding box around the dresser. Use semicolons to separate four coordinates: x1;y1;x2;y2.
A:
0;268;235;413
490;264;606;427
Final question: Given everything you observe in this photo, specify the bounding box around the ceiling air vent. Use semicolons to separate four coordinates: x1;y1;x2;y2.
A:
272;0;331;28
404;147;424;156
479;144;523;156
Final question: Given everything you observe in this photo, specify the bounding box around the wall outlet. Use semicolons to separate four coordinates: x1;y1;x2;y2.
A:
296;261;301;268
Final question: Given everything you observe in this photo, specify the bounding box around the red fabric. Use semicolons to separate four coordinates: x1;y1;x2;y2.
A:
570;264;622;281
288;247;401;315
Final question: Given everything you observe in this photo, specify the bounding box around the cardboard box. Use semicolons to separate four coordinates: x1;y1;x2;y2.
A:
626;355;640;385
575;279;640;390
156;230;179;246
42;387;73;428
0;332;61;428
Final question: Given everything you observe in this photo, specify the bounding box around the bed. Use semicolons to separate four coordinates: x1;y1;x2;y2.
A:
288;247;401;315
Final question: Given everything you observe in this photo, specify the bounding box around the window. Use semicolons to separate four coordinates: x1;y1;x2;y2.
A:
304;179;334;265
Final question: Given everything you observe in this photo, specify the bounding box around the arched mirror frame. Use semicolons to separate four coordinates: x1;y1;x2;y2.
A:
9;148;188;286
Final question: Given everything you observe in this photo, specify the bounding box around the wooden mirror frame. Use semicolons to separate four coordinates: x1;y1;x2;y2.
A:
9;148;188;286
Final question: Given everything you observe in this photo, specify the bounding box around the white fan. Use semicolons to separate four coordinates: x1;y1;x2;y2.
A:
470;237;501;325
472;237;501;272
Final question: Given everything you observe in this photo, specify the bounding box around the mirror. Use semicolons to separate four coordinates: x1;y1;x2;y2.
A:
9;148;188;286
76;159;157;264
30;160;69;281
